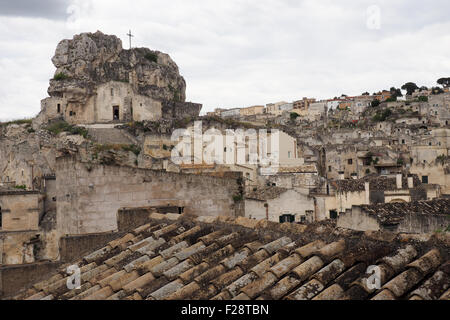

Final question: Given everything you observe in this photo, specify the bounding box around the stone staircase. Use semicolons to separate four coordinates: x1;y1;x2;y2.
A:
87;127;137;145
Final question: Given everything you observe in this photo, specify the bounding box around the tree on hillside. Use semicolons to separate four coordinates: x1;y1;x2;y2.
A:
401;82;419;95
371;99;380;107
362;92;370;96
419;86;429;91
431;87;445;95
437;77;450;88
390;87;403;98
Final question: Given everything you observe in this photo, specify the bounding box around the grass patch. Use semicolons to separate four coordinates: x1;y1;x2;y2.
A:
0;118;33;127
45;120;89;138
145;52;158;63
121;144;141;156
14;185;27;190
93;143;141;156
53;72;68;81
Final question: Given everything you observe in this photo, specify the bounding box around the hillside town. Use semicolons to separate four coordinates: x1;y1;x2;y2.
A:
0;31;448;301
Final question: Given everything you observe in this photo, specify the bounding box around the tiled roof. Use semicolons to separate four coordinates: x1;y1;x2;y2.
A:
359;199;450;226
0;188;41;196
332;175;421;193
12;215;450;301
277;165;318;174
245;187;288;201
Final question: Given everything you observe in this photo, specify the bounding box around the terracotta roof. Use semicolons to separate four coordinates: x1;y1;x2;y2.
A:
332;175;421;193
245;187;288;201
277;165;318;174
359;199;450;226
0;189;41;196
11;215;449;301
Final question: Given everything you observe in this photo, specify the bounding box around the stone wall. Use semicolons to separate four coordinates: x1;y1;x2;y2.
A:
395;213;449;234
0;261;61;298
337;206;449;234
0;230;60;265
0;192;44;232
245;190;315;223
59;232;123;263
337;207;381;232
161;101;202;120
56;156;241;234
117;207;154;232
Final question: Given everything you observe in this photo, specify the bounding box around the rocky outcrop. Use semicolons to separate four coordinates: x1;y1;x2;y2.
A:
49;31;186;103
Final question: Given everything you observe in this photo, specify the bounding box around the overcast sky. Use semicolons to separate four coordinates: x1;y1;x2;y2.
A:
0;0;449;120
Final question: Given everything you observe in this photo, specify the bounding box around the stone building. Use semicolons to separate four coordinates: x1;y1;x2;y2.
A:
312;174;434;220
220;108;241;118
34;31;201;127
262;164;319;194
0;189;44;232
293;97;316;111
55;155;243;235
337;198;450;234
266;101;289;116
245;187;315;223
239;105;265;117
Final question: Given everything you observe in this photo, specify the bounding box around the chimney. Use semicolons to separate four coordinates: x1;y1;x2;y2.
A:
396;174;403;189
339;171;345;180
408;175;414;189
365;182;370;204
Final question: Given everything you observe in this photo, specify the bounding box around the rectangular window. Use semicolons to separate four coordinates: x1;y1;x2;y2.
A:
328;166;332;172
57;104;61;113
111;88;114;96
348;159;353;165
0;207;2;228
279;214;295;224
422;176;429;184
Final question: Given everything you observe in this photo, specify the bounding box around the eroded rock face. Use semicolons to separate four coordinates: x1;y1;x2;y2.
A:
49;31;186;103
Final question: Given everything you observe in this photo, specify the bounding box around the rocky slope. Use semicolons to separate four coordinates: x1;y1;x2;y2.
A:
49;31;186;104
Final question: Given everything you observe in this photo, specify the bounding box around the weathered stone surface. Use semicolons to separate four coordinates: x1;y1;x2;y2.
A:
49;31;186;103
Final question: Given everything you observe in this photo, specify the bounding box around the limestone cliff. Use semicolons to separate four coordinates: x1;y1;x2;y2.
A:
49;30;186;104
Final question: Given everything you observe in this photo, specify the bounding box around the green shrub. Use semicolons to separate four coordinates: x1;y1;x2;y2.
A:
121;144;141;156
372;108;392;122
371;99;380;108
53;72;68;81
436;155;448;165
14;185;27;190
145;52;158;63
290;112;299;120
233;194;243;202
0;118;33;127
418;96;428;102
45;120;89;138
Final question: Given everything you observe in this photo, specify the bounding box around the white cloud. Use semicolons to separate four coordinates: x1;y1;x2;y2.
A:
0;0;449;120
